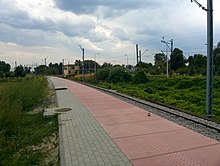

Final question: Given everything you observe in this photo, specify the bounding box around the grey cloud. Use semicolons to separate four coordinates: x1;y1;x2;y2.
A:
87;31;108;43
0;23;50;46
0;4;30;29
58;19;95;37
112;28;129;41
0;1;100;46
55;0;160;17
0;3;48;30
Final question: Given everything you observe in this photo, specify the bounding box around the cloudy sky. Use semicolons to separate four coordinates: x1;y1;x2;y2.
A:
0;0;220;68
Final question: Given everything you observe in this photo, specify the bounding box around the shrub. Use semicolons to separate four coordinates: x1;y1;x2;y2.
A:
107;67;131;83
0;100;22;135
73;74;96;83
2;77;48;112
133;70;149;84
95;68;110;81
72;74;83;81
144;87;154;94
84;74;96;83
157;85;169;91
0;76;58;165
0;77;48;134
174;77;205;89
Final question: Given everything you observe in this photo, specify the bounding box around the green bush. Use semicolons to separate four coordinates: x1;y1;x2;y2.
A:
174;77;205;89
133;70;149;84
95;68;110;81
157;85;169;91
107;67;131;83
144;87;154;94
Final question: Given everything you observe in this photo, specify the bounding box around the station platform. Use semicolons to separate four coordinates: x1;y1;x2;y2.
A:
49;77;220;166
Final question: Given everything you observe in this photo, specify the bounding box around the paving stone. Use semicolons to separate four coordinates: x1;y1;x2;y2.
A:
49;77;132;166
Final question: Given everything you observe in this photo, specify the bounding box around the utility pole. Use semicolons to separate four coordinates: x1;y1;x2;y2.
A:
207;0;213;116
44;58;46;66
35;62;38;75
94;53;100;73
42;56;48;66
161;50;169;78
62;59;65;75
161;37;173;53
161;37;173;76
139;50;142;62
139;49;149;63
15;61;17;68
79;45;85;76
136;44;139;65
190;0;213;116
206;0;214;116
141;49;148;62
125;54;128;69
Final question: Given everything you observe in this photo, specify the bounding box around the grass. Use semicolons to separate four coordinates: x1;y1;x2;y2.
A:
0;76;58;165
97;76;220;122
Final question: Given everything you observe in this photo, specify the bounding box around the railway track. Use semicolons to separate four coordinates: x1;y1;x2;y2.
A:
79;82;220;141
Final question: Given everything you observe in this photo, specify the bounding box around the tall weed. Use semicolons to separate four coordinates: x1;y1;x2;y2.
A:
0;76;58;165
0;100;22;135
0;77;48;112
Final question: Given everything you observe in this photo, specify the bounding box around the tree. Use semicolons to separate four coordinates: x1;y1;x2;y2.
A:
170;48;185;71
75;60;82;67
152;53;166;75
24;66;31;75
101;62;113;68
74;60;83;74
187;54;206;75
154;53;166;69
95;68;111;81
59;62;63;75
214;42;220;75
47;63;59;75
0;61;10;77
14;65;25;77
34;65;47;75
107;66;131;83
136;62;153;69
133;70;149;84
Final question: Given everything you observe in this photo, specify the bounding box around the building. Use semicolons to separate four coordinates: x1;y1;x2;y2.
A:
63;64;80;76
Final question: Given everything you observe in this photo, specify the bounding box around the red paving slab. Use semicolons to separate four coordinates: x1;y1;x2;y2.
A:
89;107;147;117
131;144;220;166
103;119;185;138
114;129;219;160
56;77;220;166
83;103;132;111
96;112;162;126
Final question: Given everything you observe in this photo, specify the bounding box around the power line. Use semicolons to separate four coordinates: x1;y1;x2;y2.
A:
190;0;207;11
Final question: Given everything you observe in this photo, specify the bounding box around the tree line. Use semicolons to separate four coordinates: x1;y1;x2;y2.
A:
0;42;219;78
138;42;220;76
0;61;32;78
0;62;63;78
